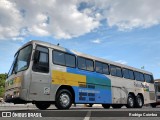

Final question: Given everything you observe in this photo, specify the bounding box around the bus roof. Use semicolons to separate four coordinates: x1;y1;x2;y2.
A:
18;40;153;75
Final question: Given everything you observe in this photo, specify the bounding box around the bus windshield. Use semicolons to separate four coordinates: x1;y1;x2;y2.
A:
8;45;32;77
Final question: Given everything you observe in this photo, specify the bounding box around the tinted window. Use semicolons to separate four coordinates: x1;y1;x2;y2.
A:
123;69;129;79
116;67;122;77
8;53;17;76
128;70;134;80
145;74;154;83
102;64;109;75
110;65;122;77
134;72;140;81
95;61;103;73
134;71;144;81
53;51;65;65
65;54;76;67
39;52;48;63
139;73;144;81
15;45;32;72
110;65;116;76
86;59;94;71
150;75;154;83
33;45;49;73
37;46;48;52
78;57;86;70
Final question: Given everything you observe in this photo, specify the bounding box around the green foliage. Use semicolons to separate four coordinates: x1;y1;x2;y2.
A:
0;73;7;97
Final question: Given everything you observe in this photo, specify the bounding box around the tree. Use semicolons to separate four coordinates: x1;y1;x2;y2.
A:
0;73;7;97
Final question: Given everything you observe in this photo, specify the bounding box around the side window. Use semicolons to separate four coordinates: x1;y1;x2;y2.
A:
134;72;140;81
134;72;144;82
37;46;48;52
53;51;65;65
145;74;154;83
123;68;129;79
95;61;103;73
78;57;86;70
129;70;134;80
65;54;76;68
110;65;116;76
139;73;144;81
150;75;154;83
144;74;150;83
102;63;110;75
86;59;94;71
110;65;122;77
33;46;49;73
116;66;122;77
95;61;109;75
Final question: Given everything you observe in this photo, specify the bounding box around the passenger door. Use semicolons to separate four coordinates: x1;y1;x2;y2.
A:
29;45;51;101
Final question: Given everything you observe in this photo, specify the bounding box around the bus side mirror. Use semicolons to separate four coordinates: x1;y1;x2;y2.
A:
34;50;40;63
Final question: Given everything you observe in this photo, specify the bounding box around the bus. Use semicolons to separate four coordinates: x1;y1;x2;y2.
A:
5;40;156;110
150;79;160;107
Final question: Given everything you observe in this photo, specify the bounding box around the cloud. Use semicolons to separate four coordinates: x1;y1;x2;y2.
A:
0;0;99;40
1;0;160;40
115;60;127;65
0;0;23;39
84;0;160;30
91;39;102;44
106;0;160;30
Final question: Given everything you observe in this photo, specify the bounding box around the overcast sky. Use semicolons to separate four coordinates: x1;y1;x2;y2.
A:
0;0;160;79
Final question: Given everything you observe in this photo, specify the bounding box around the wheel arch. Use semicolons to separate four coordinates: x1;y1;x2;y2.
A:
137;93;144;103
128;92;136;99
56;85;75;103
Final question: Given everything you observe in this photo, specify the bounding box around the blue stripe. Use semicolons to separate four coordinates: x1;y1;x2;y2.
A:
67;67;112;104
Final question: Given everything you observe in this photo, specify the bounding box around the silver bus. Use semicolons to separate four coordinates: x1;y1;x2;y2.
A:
5;40;156;110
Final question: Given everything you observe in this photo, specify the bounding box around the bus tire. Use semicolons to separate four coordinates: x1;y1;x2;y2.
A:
35;102;51;110
112;104;123;109
135;95;143;108
126;95;135;108
55;89;72;110
102;104;110;109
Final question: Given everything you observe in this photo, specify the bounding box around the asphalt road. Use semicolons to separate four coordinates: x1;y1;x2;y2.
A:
0;103;160;120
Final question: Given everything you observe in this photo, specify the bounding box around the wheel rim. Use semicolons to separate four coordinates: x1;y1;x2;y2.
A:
137;97;142;107
59;93;70;107
129;97;134;107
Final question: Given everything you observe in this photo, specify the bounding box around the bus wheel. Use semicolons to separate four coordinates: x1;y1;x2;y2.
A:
55;89;72;110
135;95;143;108
126;95;135;108
35;102;51;110
102;104;110;109
112;104;123;109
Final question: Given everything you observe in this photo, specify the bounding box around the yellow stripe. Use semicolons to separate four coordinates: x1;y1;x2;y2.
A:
14;76;22;84
52;70;86;86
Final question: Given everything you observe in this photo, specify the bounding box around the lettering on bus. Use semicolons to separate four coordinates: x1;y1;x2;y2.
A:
78;89;100;94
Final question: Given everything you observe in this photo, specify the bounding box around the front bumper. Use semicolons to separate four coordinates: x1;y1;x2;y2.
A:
5;97;28;104
5;87;28;104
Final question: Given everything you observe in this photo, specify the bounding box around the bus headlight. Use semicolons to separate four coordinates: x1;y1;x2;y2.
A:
13;91;20;97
